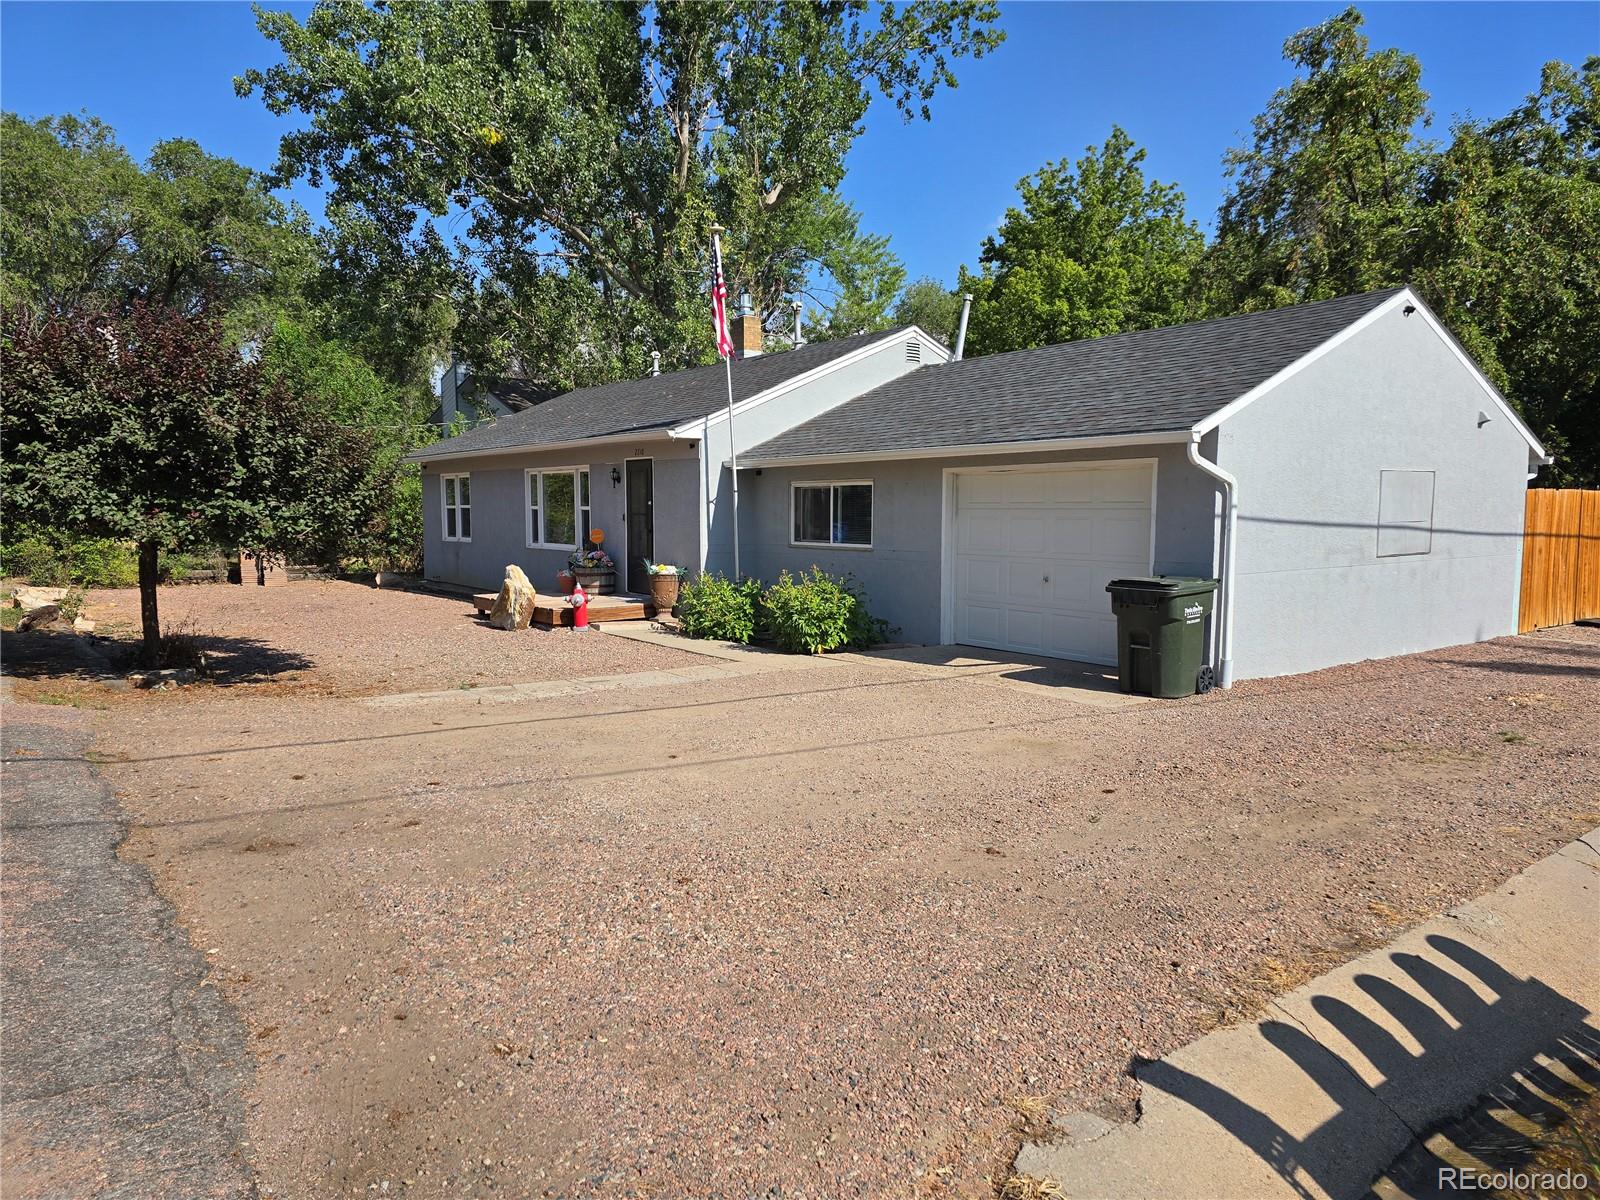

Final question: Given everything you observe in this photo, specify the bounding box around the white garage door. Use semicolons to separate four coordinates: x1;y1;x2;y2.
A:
952;463;1154;664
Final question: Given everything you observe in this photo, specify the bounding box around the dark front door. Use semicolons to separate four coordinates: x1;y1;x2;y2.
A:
626;458;654;595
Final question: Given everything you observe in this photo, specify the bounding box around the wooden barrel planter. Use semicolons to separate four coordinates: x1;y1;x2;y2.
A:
573;568;615;595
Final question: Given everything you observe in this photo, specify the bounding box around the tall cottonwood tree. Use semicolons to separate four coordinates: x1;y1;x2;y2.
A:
1203;7;1431;312
239;0;1002;389
957;127;1204;355
0;112;315;335
1203;7;1598;481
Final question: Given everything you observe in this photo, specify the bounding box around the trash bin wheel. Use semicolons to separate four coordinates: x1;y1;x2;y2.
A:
1196;664;1215;695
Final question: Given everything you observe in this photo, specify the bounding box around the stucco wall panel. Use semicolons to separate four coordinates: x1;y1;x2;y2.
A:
1217;305;1531;679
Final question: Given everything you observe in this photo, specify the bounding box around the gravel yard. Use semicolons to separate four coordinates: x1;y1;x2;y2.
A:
43;623;1600;1197
61;581;706;695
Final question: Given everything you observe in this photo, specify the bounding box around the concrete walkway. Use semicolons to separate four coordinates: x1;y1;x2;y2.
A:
1;703;256;1200
1013;830;1600;1200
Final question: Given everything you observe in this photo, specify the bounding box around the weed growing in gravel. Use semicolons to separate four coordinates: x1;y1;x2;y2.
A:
1499;730;1529;744
997;1174;1066;1200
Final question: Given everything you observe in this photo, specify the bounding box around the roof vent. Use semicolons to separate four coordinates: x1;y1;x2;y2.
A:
906;339;922;365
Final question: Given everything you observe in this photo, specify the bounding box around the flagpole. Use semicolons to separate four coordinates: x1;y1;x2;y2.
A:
710;225;740;580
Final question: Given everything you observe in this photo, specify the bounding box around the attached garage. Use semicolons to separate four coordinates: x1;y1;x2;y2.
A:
740;287;1549;685
944;462;1155;664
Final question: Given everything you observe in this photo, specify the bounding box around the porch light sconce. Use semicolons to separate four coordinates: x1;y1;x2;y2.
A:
610;466;622;488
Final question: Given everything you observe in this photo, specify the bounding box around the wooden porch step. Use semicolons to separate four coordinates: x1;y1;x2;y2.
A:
471;591;655;626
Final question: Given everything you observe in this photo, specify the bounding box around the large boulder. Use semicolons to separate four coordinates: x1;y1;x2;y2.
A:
486;565;536;630
12;586;70;612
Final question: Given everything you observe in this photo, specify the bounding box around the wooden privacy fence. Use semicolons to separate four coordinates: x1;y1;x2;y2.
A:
1519;489;1600;632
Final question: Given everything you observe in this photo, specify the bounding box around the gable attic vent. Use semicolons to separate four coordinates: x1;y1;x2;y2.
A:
906;339;922;365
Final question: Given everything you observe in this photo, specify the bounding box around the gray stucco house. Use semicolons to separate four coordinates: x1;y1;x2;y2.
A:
409;287;1546;685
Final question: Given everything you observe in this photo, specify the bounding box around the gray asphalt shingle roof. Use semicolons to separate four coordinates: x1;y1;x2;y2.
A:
409;327;909;461
744;289;1404;462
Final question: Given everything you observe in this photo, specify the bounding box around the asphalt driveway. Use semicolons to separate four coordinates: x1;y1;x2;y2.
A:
1;701;255;1200
9;623;1599;1198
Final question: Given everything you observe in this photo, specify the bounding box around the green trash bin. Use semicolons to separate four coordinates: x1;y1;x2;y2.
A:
1105;576;1218;698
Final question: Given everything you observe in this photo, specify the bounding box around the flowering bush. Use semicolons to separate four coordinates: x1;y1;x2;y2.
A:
568;548;614;570
645;561;679;575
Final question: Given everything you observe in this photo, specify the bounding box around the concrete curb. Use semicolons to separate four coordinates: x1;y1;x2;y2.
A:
1013;831;1600;1199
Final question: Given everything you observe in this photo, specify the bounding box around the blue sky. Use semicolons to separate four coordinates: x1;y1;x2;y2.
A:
2;1;1595;289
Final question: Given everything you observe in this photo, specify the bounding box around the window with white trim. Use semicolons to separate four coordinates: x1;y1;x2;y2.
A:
441;473;471;541
526;468;591;549
792;481;872;547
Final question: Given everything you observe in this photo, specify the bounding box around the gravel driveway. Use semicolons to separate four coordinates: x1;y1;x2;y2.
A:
47;581;706;695
70;625;1600;1197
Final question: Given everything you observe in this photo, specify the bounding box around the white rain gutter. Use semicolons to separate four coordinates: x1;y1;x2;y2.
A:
1187;432;1237;689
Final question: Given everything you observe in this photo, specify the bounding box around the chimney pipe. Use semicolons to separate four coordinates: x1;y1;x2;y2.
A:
650;350;661;377
792;300;804;348
732;290;763;357
952;293;973;361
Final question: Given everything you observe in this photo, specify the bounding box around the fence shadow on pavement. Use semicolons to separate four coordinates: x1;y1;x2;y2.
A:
1137;934;1597;1199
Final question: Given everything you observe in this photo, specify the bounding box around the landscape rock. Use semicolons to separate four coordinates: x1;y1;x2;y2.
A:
16;604;64;633
72;616;96;633
486;565;536;631
127;668;197;689
12;586;70;612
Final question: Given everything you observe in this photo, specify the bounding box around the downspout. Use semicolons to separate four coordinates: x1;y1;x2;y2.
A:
1187;432;1238;689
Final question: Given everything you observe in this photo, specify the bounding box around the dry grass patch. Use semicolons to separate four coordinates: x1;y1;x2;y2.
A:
1196;935;1379;1030
996;1174;1066;1200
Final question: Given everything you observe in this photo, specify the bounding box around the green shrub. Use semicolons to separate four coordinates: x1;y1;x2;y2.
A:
58;587;86;622
1;535;67;585
0;535;141;587
841;575;891;648
759;567;856;654
70;539;139;587
678;572;762;643
0;533;223;588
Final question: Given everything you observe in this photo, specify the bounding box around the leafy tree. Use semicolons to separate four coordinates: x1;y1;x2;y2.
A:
1203;7;1430;312
239;0;1002;389
254;316;432;568
1409;58;1600;483
0;112;315;330
893;277;963;345
1204;5;1598;481
957;127;1203;356
1;301;383;657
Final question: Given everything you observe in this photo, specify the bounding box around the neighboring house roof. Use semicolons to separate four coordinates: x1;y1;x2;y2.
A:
408;328;914;461
744;289;1411;462
472;377;559;413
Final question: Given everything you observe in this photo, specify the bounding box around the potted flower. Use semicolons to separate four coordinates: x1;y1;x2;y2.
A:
645;561;681;613
556;565;577;594
568;547;616;594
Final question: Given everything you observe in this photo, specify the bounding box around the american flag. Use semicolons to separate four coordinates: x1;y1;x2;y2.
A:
711;233;734;360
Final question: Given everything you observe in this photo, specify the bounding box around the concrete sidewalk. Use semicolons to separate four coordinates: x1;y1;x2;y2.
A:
1012;830;1600;1200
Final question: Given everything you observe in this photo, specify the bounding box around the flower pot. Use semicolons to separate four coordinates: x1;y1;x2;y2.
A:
648;573;680;613
556;569;576;595
573;568;615;595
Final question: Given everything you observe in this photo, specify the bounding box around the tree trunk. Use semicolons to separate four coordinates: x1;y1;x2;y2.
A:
138;541;161;664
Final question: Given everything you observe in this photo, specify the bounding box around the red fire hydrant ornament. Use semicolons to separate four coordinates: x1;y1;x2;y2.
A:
570;581;590;631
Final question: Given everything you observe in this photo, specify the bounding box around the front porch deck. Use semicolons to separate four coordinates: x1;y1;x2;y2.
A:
471;590;656;627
